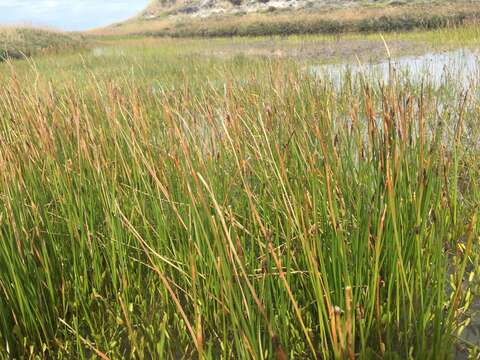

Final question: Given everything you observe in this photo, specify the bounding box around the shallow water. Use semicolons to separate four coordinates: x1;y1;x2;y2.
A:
92;47;125;58
311;49;480;90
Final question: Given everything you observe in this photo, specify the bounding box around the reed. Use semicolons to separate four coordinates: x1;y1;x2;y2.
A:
0;39;478;359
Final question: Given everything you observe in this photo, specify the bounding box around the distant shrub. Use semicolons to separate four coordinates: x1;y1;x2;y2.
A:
388;0;407;5
153;7;480;38
0;49;24;61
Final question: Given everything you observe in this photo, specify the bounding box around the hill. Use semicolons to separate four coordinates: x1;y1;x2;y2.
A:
0;27;84;61
100;0;480;37
141;0;444;20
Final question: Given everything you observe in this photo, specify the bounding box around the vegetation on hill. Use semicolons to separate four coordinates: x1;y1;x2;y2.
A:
100;1;480;37
0;27;84;61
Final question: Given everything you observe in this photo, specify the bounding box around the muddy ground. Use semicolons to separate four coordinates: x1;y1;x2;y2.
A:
202;37;440;63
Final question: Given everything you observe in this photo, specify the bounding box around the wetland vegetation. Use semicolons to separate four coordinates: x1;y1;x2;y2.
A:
0;20;479;360
0;27;84;61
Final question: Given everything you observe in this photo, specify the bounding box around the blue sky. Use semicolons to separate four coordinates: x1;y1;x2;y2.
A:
0;0;151;31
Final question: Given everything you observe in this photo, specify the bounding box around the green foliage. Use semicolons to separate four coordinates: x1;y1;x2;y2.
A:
162;12;474;38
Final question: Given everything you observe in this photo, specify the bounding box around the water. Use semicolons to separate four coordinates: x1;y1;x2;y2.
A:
0;0;150;31
310;49;480;90
92;47;125;58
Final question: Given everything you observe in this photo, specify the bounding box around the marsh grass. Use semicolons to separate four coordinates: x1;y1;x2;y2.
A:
0;27;85;61
0;40;479;359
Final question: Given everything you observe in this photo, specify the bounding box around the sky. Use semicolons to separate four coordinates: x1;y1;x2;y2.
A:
0;0;151;31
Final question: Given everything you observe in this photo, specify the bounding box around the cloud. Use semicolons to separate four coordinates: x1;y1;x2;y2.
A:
0;0;150;30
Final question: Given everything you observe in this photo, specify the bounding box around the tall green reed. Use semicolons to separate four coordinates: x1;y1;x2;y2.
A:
0;50;478;359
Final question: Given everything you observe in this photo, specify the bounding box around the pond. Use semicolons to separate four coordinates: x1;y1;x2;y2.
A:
311;49;480;90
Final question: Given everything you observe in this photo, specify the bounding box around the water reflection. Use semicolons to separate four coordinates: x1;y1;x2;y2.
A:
311;49;480;90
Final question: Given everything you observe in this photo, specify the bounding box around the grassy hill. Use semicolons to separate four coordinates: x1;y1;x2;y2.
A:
0;27;84;61
100;0;480;37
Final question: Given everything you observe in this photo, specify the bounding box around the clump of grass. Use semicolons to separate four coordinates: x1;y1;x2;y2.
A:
0;41;478;359
0;27;85;61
